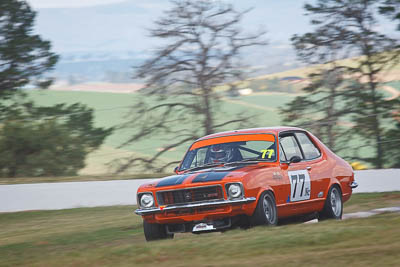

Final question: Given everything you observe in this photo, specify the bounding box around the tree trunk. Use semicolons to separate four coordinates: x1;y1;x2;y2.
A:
370;85;383;169
202;86;214;135
367;66;383;169
326;86;336;150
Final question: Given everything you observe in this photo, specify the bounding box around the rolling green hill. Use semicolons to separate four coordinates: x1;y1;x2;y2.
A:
27;90;295;174
26;60;400;175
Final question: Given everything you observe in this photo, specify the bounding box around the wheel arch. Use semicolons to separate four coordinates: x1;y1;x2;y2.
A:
246;186;276;217
255;186;276;203
249;187;278;226
325;178;343;199
319;180;344;220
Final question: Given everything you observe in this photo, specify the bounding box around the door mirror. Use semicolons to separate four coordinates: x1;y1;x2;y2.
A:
174;166;179;174
289;156;302;164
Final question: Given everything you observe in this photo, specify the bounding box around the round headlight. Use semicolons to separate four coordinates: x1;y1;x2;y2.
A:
228;184;242;198
140;193;154;208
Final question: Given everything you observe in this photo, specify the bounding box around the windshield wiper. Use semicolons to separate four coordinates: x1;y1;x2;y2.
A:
183;159;271;172
185;163;223;172
223;158;271;167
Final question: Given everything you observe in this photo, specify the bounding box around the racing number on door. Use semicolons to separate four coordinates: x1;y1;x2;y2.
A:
288;170;311;202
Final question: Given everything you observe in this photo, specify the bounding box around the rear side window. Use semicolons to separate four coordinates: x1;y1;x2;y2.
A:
295;132;321;160
280;135;303;161
279;144;287;161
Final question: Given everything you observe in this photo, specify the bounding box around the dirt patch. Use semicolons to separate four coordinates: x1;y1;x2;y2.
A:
382;85;400;100
382;193;400;200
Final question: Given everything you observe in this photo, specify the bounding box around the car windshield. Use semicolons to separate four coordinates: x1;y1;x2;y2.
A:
179;134;276;171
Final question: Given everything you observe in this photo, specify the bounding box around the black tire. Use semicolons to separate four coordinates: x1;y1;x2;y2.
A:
143;220;174;241
250;191;278;226
318;185;343;221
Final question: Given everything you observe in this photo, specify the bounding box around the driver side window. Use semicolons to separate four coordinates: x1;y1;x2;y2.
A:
280;135;303;161
190;147;208;168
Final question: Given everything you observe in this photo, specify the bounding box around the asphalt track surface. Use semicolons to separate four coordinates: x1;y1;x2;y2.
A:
0;169;399;212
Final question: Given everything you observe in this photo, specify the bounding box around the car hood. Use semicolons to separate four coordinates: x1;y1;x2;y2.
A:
139;164;270;189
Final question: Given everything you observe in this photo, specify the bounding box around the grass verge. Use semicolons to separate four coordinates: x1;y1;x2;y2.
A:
344;191;400;213
0;192;399;266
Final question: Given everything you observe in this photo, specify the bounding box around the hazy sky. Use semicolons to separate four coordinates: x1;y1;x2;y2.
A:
24;0;399;74
28;0;127;9
26;0;310;54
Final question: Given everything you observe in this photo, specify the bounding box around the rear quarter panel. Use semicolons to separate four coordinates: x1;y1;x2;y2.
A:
310;133;354;203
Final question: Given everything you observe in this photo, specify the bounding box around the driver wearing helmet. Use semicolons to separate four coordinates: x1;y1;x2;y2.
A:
209;144;233;163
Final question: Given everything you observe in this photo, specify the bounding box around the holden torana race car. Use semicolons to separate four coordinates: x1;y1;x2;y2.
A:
135;127;358;241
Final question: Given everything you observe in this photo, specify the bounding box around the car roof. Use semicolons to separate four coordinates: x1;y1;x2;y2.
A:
196;126;304;141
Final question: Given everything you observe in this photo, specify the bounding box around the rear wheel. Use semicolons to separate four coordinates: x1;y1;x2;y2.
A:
250;191;278;226
143;221;174;241
319;185;343;221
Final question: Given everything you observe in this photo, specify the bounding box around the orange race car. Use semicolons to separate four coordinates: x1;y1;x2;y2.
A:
135;127;358;241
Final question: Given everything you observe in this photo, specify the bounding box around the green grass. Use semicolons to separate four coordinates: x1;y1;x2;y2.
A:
234;94;295;109
0;192;399;266
386;81;400;91
344;191;400;213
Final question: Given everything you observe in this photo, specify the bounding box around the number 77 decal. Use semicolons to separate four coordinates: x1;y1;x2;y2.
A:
288;170;311;202
260;149;274;159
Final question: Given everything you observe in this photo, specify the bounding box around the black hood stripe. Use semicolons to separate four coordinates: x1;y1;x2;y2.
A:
191;172;230;183
155;166;245;187
156;174;191;187
191;166;245;183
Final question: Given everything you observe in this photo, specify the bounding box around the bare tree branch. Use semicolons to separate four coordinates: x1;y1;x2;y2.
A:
114;0;266;173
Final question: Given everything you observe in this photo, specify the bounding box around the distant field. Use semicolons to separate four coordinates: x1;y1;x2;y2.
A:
28;90;294;174
25;60;400;175
251;53;400;81
386;81;400;92
1;192;399;266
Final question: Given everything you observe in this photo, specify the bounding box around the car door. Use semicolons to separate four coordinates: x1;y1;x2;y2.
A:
293;132;325;202
279;131;323;214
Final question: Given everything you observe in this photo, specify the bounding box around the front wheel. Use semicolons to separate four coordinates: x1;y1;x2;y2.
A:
319;185;343;221
250;191;278;226
143;221;174;241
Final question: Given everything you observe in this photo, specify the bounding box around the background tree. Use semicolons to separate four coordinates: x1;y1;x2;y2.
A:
383;119;400;168
0;0;112;177
380;0;400;30
0;102;113;177
281;0;400;168
380;1;400;167
281;66;352;152
0;0;58;100
116;0;266;172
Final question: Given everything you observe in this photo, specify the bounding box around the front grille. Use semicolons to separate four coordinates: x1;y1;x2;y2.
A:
157;186;223;205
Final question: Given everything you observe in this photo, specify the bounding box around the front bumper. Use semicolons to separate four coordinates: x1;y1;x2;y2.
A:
135;197;256;216
349;181;358;189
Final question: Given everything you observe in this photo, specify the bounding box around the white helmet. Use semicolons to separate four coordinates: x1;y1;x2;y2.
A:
209;144;233;163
